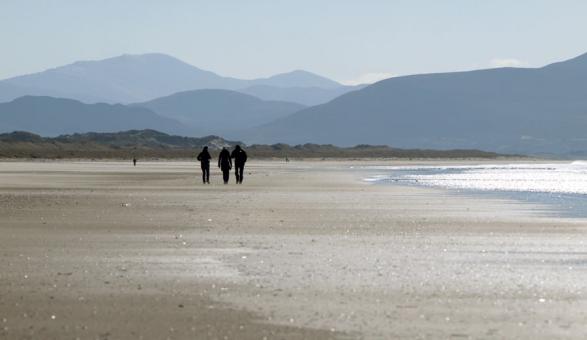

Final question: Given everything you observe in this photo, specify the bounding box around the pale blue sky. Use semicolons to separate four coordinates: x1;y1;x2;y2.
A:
2;0;587;84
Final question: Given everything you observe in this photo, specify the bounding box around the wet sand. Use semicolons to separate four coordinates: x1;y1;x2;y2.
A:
0;160;586;339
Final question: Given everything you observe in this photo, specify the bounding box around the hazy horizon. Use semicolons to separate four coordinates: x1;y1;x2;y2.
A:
2;0;587;84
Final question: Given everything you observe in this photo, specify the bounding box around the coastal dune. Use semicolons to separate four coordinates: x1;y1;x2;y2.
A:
0;160;586;339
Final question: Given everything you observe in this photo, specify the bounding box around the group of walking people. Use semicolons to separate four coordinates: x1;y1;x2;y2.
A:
196;145;248;184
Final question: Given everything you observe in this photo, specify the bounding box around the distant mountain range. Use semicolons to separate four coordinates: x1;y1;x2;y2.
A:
0;92;307;137
3;52;587;155
0;54;353;105
243;52;587;155
133;89;305;135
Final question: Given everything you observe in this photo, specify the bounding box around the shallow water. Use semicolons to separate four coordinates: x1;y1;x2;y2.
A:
366;161;587;218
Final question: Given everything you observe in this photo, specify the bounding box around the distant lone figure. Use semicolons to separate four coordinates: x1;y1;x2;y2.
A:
196;146;212;184
230;145;248;184
218;147;232;184
133;157;137;166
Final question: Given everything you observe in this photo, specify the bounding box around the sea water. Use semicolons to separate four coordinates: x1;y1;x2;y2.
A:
365;161;587;218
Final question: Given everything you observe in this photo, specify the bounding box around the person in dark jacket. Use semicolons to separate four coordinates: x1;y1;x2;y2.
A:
230;145;247;184
217;147;232;184
196;146;212;184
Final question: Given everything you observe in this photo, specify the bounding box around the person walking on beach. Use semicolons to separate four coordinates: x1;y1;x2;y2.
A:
230;145;248;184
196;146;212;184
218;147;232;184
132;157;137;166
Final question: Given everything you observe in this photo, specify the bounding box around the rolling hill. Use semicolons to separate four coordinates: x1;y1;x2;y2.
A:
134;89;306;136
0;96;189;136
243;52;587;155
238;84;365;106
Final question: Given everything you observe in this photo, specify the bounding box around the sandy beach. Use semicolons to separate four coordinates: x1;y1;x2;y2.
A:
1;160;586;339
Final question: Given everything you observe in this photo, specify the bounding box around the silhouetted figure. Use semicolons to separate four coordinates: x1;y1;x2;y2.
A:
133;157;137;166
218;147;232;184
230;145;248;184
196;146;211;184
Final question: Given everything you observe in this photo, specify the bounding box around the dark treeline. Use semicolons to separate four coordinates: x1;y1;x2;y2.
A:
0;130;517;159
247;143;510;159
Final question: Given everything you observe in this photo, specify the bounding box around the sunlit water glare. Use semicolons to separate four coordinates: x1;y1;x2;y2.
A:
366;161;587;217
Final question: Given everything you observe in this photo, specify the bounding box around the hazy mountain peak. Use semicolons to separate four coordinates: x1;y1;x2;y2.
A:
257;70;342;89
0;53;345;104
1;53;246;104
42;53;192;74
106;53;198;66
81;52;182;62
285;69;322;76
59;53;203;72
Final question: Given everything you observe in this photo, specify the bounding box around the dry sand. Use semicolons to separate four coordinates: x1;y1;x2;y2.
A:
0;160;586;339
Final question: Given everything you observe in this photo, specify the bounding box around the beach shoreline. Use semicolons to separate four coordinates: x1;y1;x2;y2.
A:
1;160;586;339
367;160;587;219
